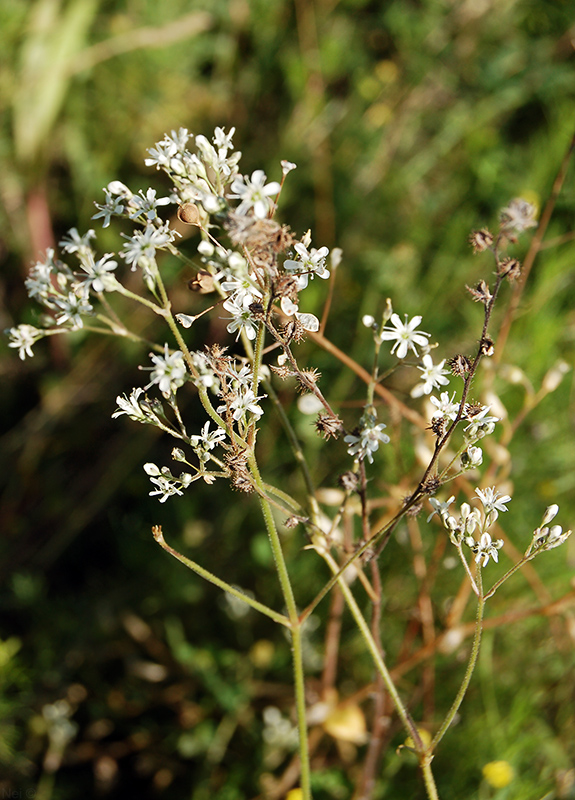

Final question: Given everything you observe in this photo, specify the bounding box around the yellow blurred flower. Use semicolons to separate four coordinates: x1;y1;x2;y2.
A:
404;727;432;750
482;760;515;788
323;703;367;745
285;789;303;800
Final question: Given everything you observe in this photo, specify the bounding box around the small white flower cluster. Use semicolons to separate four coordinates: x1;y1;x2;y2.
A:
344;413;390;464
284;232;330;291
141;344;187;397
526;504;572;555
428;487;511;567
430;490;572;570
7;214;178;358
143;463;196;503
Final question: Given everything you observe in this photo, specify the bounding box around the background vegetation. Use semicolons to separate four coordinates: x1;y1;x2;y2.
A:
1;0;574;798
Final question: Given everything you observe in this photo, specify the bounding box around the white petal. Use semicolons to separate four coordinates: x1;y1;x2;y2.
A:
297;312;319;332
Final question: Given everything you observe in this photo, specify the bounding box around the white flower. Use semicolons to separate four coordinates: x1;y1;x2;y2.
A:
25;249;68;305
121;223;175;270
544;525;572;549
459;503;481;534
344;422;390;464
225;363;253;388
280;296;319;332
464;405;499;439
59;228;96;255
541;504;559;525
220;273;262;306
7;324;43;359
76;252;119;295
190;422;227;451
463;445;483;468
223;294;259;341
380;313;430;359
112;387;150;423
473;532;504;567
195;126;241;182
148;474;184;502
530;504;572;552
191;351;219;391
284;241;330;290
230;170;281;219
54;292;93;328
475;486;511;521
145;344;187;395
128;188;171;221
411;354;450;397
427;495;456;523
430;391;460;421
92;188;127;227
229;388;266;421
145;128;191;171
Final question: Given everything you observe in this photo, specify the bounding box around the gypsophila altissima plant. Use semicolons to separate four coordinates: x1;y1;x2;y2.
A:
8;127;572;800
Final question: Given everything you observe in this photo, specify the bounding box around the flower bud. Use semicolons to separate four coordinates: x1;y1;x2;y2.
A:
541;504;559;525
541;361;570;394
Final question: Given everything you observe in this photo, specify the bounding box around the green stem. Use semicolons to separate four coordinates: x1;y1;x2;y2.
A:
430;569;485;751
115;283;165;313
248;454;311;800
263;378;320;521
152;526;288;626
321;552;419;743
261;481;306;515
421;758;440;800
483;555;534;600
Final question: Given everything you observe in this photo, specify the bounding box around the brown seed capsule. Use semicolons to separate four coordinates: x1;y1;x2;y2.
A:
187;269;215;293
316;412;343;440
449;354;473;378
469;228;494;254
339;470;359;491
480;336;495;356
178;204;201;225
466;280;492;304
498;257;522;282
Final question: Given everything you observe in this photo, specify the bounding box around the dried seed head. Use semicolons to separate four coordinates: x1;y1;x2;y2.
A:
466;280;492;304
269;363;293;379
428;417;445;437
224;212;293;252
421;476;441;496
296;368;321;393
469;228;493;253
480;336;495;356
316;412;343;440
500;198;538;233
273;273;299;301
498;257;522;282
339;470;359;492
464;401;483;419
225;450;253;493
449;354;473;378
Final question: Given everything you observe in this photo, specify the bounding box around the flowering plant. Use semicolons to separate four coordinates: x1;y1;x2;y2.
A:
8;128;572;799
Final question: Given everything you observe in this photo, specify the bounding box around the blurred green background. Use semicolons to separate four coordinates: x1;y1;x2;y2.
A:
1;1;575;798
